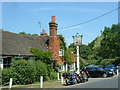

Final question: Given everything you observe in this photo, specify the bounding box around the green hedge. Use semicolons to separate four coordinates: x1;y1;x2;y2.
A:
2;59;57;85
49;71;57;80
12;60;36;84
2;68;18;85
2;60;36;85
34;60;49;81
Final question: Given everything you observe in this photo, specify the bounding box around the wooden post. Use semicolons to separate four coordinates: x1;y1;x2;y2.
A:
0;64;3;70
63;64;65;71
117;69;119;76
74;63;76;71
9;78;13;89
61;74;64;84
40;76;43;88
66;63;68;72
57;73;60;80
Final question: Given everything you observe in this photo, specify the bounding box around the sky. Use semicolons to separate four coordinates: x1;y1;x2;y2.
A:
1;2;119;46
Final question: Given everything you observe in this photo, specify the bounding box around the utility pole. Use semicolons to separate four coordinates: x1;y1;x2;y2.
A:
38;22;41;31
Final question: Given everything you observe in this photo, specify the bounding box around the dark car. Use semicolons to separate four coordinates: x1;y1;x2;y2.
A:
104;64;117;75
94;65;104;69
84;66;109;78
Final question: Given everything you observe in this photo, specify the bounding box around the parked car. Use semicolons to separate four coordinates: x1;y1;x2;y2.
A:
104;64;117;75
94;65;104;69
84;66;110;78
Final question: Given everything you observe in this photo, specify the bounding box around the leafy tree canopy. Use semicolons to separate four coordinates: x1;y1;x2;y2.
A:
63;48;75;63
97;24;120;59
30;48;53;64
19;32;39;36
59;34;67;50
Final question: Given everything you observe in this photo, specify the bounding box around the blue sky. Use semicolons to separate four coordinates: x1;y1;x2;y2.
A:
2;2;118;46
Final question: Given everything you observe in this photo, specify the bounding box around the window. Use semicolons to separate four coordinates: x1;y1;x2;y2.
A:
3;57;12;68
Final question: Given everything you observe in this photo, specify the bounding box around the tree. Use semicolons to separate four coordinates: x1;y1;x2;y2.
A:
19;32;39;36
69;43;93;60
30;48;53;64
97;24;120;59
63;48;75;63
69;24;120;65
68;43;76;53
59;35;67;50
19;32;26;35
32;34;39;36
80;45;93;60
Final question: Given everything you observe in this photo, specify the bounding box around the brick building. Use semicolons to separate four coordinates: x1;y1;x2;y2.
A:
49;16;63;65
0;16;76;71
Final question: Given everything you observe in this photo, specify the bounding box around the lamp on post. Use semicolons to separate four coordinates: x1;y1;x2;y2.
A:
73;33;83;72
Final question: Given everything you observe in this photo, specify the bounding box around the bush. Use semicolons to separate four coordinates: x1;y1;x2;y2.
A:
11;59;36;85
49;71;57;80
2;59;58;85
2;68;18;85
34;60;49;81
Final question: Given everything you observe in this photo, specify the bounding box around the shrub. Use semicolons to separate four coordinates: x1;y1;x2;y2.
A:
2;67;18;85
2;59;58;85
49;71;57;80
11;59;36;85
34;60;49;81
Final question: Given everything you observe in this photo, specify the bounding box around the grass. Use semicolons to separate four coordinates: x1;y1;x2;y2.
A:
10;80;63;88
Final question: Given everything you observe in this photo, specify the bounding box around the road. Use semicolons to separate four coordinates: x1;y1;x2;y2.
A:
61;75;119;88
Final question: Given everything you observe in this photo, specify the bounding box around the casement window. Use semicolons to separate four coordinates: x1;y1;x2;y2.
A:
3;57;12;68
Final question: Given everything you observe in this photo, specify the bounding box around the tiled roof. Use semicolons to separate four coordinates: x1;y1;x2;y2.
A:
0;30;49;56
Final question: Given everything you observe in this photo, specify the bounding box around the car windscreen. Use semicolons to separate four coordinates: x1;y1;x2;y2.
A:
105;65;114;68
85;67;100;71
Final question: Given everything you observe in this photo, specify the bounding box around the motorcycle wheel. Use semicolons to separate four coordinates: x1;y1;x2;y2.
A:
77;79;80;83
80;78;84;83
86;78;88;81
65;80;69;85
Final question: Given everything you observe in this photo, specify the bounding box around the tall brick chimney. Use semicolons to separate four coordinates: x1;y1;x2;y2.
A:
49;16;62;65
49;16;58;36
40;29;48;36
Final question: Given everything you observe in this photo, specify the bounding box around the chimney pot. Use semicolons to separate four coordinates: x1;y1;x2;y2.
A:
52;16;56;22
42;29;46;33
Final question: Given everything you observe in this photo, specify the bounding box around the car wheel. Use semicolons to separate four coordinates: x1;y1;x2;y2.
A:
103;73;107;78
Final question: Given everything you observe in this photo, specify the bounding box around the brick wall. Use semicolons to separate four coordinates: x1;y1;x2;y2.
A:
49;16;63;65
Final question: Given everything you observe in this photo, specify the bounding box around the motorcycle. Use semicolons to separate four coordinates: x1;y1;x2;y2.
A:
80;70;89;82
84;71;90;78
62;73;80;85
